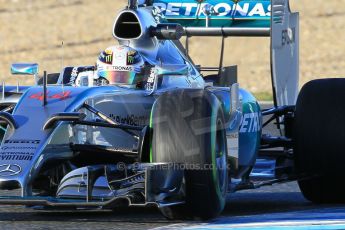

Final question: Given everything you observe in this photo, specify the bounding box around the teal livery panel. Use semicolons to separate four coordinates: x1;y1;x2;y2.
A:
210;87;262;168
238;89;262;166
152;0;271;28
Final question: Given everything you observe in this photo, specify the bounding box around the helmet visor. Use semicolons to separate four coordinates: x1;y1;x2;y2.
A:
98;70;138;85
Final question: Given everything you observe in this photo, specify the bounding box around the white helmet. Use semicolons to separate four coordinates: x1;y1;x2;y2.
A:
96;45;145;86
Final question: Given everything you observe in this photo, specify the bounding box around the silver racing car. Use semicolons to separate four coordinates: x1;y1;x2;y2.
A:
0;0;344;220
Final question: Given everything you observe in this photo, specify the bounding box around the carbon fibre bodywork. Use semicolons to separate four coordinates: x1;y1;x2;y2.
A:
0;83;260;196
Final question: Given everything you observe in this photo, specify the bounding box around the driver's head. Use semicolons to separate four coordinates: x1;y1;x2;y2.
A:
96;45;144;86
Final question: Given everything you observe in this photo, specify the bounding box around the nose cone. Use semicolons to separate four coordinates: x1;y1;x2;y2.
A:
0;87;87;194
0;163;26;191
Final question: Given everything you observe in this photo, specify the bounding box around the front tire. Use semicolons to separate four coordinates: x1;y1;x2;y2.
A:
151;89;228;219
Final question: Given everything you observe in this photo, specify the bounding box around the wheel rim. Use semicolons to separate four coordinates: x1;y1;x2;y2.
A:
215;118;227;196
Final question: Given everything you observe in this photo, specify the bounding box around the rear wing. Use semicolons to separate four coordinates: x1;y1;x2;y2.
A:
152;0;271;36
148;0;299;106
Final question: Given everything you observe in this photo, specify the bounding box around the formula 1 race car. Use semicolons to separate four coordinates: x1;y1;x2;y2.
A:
0;0;343;220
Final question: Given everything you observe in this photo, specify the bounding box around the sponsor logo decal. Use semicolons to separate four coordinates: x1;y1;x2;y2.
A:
105;54;113;64
282;28;296;46
127;55;135;64
108;146;133;153
29;91;71;101
4;140;40;144
145;68;157;92
68;67;79;85
108;114;147;127
1;146;36;150
0;164;22;176
99;66;135;72
127;50;137;56
99;50;113;64
104;49;113;55
0;153;34;161
239;112;261;133
126;50;139;65
153;2;271;17
152;6;164;23
1;140;40;161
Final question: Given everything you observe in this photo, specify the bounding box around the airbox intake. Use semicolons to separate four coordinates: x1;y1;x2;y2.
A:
113;11;142;39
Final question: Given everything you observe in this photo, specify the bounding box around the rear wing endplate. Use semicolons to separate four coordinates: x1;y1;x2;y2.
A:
270;0;299;106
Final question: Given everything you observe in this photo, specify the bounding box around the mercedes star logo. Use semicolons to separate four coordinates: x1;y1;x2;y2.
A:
0;164;22;176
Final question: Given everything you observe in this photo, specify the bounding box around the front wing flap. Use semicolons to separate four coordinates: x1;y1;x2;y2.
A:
0;163;185;209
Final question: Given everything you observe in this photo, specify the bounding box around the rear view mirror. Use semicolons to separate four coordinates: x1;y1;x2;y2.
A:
156;64;189;75
11;63;39;75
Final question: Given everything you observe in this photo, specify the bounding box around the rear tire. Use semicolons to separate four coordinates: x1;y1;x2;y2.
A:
294;79;345;203
151;89;228;220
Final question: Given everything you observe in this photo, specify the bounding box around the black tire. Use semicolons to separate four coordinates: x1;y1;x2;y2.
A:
151;89;228;220
294;79;345;203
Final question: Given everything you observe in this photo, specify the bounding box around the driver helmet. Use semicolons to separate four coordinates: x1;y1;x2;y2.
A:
96;45;145;86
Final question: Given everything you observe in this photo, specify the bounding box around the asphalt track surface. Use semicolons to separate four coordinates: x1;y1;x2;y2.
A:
2;183;345;230
0;103;344;230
